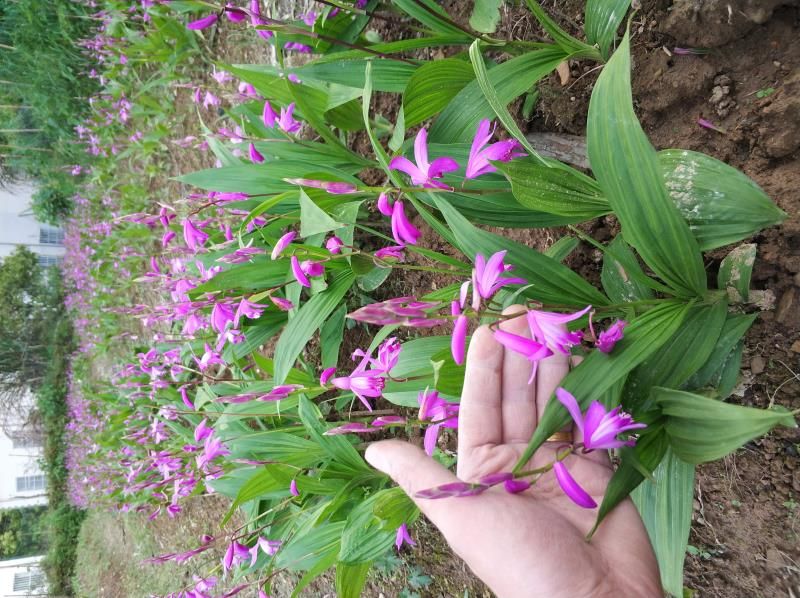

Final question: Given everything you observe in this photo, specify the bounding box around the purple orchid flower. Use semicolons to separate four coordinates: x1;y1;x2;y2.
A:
248;142;265;164
553;461;596;509
527;305;592;355
451;301;468;366
465;119;526;179
183;218;209;252
234;297;265;328
493;329;553;383
320;367;336;385
330;370;385;411
187;13;218;30
376;192;393;216
271;231;296;260
348;297;445;327
555;387;646;451
289;479;299;497
326;236;344;254
596;319;627;353
395;523;416;550
472;251;526;304
278;103;301;133
374;245;406;261
389;128;459;189
285;178;358;194
211;302;236;333
418;389;459;456
391;200;421;246
324;422;373;435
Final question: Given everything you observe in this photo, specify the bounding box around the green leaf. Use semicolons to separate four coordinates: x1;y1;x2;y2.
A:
298;395;370;472
587;32;706;297
601;235;656;303
321;303;347;369
373;486;420;529
496;157;609;217
403;59;475;127
525;0;601;59
276;517;345;572
391;0;472;38
623;300;728;413
430;46;567;143
660;150;786;251
299;189;344;237
584;0;631;60
544;235;579;262
178;162;358;194
289;59;417;92
190;258;287;294
273;270;355;385
357;265;393;292
227;431;327;467
655;387;797;463
336;562;372;598
434;196;609;307
339;489;398;563
470;0;503;33
632;448;694;597
515;301;689;470
468;41;546;164
717;243;756;303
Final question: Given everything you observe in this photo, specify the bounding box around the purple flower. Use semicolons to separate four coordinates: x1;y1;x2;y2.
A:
697;117;727;134
326;236;344;254
196;433;230;471
183;218;209;253
248;142;265;163
269;295;294;311
465;119;526;179
389;128;459;189
257;384;302;401
527;305;592;355
302;11;317;26
179;385;194;409
250;0;273;39
418;389;459;456
234;297;264;327
451;302;468;366
555;388;646;451
195;343;225;371
371;415;406;427
271;231;296;260
348;297;445;327
211;302;236;333
289;479;299;496
262;100;278;128
391;200;421;246
324;422;372;435
291;257;324;287
596;319;627;353
194;418;213;442
553;461;596;509
187;13;218;30
320;367;336;385
472;251;526;303
415;481;487;499
395;523;416;550
224;4;246;21
504;478;531;493
330;371;385;410
285;178;358;194
278;103;301;133
374;245;406;262
493;329;552;383
375;337;401;372
376;192;392;216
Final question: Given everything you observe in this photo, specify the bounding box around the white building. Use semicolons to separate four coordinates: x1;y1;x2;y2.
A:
0;415;46;510
0;556;46;597
0;181;64;267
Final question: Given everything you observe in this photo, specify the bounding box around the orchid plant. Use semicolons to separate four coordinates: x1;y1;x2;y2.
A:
58;1;796;597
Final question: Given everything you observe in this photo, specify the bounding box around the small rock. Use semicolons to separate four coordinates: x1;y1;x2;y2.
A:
710;85;727;104
750;355;765;374
714;74;732;87
773;60;781;68
790;340;800;353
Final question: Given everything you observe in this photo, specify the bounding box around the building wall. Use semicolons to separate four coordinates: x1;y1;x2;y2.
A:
0;425;46;510
0;182;65;261
0;555;46;597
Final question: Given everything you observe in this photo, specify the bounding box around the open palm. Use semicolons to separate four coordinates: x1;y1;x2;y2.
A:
366;308;662;598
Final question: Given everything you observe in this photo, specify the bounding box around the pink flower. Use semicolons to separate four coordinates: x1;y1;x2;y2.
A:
187;13;218;30
465;119;526;179
493;329;552;383
183;219;209;252
257;384;302;401
375;337;402;372
349;297;445;327
451;302;468;366
527;305;592;354
371;415;406;427
250;0;274;39
472;251;525;303
376;192;392;216
289;479;299;496
269;295;294;311
284;178;358;194
596;319;627;353
194;418;212;442
211;302;236;333
224;4;246;21
391;200;421;246
320;367;336;385
262;100;278;128
553;461;596;509
302;11;317;26
330;371;385;410
389;128;459;189
374;245;405;261
291;256;310;287
417;389;459;456
324;422;372;435
326;236;344;254
290;258;324;287
271;231;296;260
555;388;646;451
234;297;264;327
248;142;265;163
395;523;416;550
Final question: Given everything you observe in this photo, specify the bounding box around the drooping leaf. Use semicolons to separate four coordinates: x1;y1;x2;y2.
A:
631;448;694;598
655;387;797;463
584;0;631;60
600;235;656;303
587;32;706;297
717;243;756;303
660;150;786;251
273;270;355;385
403;59;475;126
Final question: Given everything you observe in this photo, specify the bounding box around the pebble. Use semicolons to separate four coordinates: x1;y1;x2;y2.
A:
773;61;782;68
775;286;796;323
750;355;765;374
790;340;800;353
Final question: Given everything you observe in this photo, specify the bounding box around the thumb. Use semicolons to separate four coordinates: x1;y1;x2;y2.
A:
365;439;461;529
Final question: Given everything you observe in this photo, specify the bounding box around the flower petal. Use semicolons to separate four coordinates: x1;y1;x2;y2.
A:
555;387;584;434
553;461;597;508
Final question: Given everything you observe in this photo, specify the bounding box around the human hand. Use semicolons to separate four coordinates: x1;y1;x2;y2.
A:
365;308;662;598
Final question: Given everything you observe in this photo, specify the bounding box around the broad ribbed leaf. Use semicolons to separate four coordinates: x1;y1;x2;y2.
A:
298;395;369;473
544;236;580;262
470;0;503;32
335;562;372;598
601;236;656;302
587;32;706;297
496;157;609;217
320;303;347;369
468;41;546;163
515;301;689;469
683;313;755;390
189;258;288;294
403;58;475;126
299;189;343;237
273;270;355;385
391;0;472;37
584;0;630;59
660;150;786;251
434;196;609;307
178;162;359;194
288;59;417;92
717;243;756;302
655;387;797;463
623;300;728;413
339;489;399;563
430;46;566;143
632;448;694;598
